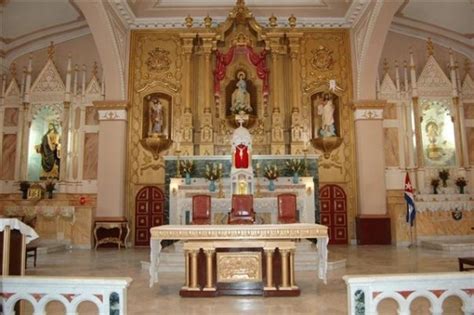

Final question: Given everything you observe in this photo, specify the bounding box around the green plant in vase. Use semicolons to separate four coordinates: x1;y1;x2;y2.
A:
263;164;279;191
431;178;440;194
204;163;222;192
286;159;305;184
438;169;449;187
455;177;467;194
44;179;56;199
179;160;194;184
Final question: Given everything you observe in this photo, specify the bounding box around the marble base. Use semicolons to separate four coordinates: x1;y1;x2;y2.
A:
420;238;474;252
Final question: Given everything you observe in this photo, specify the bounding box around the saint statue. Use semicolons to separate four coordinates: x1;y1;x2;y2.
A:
149;98;164;134
231;71;252;114
317;93;336;137
425;121;443;160
35;122;61;179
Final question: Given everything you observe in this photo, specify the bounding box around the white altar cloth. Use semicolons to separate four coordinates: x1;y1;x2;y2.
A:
0;218;39;244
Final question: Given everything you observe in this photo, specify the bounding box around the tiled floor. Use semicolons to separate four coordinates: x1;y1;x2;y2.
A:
25;245;466;314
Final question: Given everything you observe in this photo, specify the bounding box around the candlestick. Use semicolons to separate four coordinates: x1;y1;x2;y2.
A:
176;150;181;177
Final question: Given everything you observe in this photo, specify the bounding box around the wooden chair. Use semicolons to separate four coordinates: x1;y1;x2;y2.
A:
192;195;212;225
277;193;298;224
228;194;255;224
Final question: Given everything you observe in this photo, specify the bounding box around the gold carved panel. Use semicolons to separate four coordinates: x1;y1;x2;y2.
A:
216;252;262;283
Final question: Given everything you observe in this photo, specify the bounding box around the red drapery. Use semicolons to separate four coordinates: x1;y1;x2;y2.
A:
213;45;270;98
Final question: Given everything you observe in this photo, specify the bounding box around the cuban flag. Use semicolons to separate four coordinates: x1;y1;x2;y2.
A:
404;172;416;226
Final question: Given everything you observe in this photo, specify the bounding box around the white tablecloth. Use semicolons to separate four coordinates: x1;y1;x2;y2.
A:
0;218;39;244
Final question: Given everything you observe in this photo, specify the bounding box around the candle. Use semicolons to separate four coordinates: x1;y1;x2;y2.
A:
256;162;260;169
219;163;222;169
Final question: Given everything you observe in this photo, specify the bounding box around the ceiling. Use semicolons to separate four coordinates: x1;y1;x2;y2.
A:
1;0;472;65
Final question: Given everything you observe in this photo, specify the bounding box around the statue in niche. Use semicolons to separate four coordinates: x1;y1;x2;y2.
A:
316;93;336;137
231;71;252;114
149;97;164;135
35;122;61;179
425;121;443;160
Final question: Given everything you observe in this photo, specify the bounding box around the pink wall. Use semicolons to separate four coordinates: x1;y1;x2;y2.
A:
379;31;472;81
9;34;102;82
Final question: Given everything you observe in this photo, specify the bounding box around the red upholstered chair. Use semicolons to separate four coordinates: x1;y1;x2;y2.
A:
192;195;212;225
277;193;298;224
228;194;255;224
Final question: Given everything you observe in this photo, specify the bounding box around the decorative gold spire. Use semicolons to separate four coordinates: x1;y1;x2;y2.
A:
288;14;296;28
426;37;434;56
403;60;408;68
383;58;389;74
47;41;55;59
185;15;193;28
9;62;16;77
269;14;277;28
204;14;212;28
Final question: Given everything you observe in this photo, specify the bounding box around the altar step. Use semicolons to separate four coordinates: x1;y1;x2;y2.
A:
31;240;69;256
141;240;346;273
420;238;474;252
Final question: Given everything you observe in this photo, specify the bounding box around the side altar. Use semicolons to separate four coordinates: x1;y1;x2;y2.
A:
149;223;328;297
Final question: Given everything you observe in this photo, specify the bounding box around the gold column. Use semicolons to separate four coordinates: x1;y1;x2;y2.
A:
190;249;199;290
204;249;215;290
452;97;465;167
179;34;195;155
60;101;71;181
289;249;295;288
184;250;190;288
264;249;276;290
198;34;215;155
280;249;290;289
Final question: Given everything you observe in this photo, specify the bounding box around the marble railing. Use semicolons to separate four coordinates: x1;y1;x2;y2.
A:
343;272;474;315
415;194;473;212
0;276;132;315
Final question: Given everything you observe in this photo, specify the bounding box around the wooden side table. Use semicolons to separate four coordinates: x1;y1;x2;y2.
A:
94;217;130;250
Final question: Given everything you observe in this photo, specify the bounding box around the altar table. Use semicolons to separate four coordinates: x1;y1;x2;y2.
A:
149;223;328;297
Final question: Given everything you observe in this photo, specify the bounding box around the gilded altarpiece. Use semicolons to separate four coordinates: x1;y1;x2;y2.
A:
127;3;356;242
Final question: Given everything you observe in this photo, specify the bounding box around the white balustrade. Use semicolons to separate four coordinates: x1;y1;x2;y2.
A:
343;272;474;315
0;276;132;315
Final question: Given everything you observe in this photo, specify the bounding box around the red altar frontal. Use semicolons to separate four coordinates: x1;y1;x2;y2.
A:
149;224;328;297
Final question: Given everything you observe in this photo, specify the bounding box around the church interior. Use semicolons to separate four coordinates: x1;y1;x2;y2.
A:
0;0;473;314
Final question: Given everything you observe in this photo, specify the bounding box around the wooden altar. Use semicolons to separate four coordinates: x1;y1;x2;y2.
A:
149;223;328;297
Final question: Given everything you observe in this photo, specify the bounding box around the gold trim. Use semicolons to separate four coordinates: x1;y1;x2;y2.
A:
93;100;129;110
151;223;328;240
216;252;262;283
352;100;387;110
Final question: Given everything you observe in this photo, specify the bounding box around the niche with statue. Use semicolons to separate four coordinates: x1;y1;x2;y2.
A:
310;91;342;158
225;69;258;128
27;104;63;181
140;92;173;159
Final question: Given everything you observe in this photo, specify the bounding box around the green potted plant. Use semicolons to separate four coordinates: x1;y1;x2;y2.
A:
431;178;440;194
264;164;279;191
204;163;222;192
455;177;467;194
286;159;305;184
438;169;449;187
179;160;194;184
44;179;56;199
19;181;30;199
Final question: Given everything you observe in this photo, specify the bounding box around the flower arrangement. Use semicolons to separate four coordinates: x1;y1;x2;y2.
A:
455;177;467;187
179;160;194;175
455;177;467;194
44;179;56;192
263;165;279;180
430;178;440;194
438;169;449;187
285;159;305;175
204;163;222;181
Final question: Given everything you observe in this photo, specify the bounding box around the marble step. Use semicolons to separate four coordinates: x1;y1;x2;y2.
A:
31;240;69;255
420;239;474;252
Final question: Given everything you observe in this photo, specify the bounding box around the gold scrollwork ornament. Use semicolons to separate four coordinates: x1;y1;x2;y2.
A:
311;46;334;71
